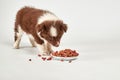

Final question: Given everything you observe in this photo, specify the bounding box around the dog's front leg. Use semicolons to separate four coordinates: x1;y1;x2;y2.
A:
46;43;53;55
36;43;48;55
32;33;48;55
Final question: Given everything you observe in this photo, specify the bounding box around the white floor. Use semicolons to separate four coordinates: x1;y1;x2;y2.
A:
0;39;120;80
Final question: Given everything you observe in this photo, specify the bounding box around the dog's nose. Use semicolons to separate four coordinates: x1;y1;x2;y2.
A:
55;41;60;47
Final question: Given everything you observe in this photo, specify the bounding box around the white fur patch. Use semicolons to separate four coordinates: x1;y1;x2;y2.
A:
37;32;47;45
37;13;60;24
28;34;34;40
17;26;24;37
50;26;57;37
37;32;43;40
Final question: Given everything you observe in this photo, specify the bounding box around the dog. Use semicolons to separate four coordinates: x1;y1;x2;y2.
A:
14;6;67;55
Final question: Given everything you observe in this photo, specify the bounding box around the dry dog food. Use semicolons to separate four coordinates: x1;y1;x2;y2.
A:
52;49;79;57
38;54;53;61
42;57;46;61
47;56;53;60
29;59;32;61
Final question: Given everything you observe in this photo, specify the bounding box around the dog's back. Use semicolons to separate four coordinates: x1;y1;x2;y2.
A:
14;7;46;34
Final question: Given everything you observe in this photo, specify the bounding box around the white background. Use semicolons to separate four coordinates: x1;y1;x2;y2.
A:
0;0;120;80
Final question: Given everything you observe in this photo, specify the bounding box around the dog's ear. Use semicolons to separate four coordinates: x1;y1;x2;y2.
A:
37;21;52;32
61;23;67;32
37;23;48;32
56;21;68;32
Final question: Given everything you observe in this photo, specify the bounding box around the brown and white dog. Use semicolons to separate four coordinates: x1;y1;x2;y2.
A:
14;6;67;55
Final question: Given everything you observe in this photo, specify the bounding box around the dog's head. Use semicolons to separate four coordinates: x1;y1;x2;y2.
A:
37;20;67;47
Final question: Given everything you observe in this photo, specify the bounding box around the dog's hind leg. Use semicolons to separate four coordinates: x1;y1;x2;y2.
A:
13;24;24;49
